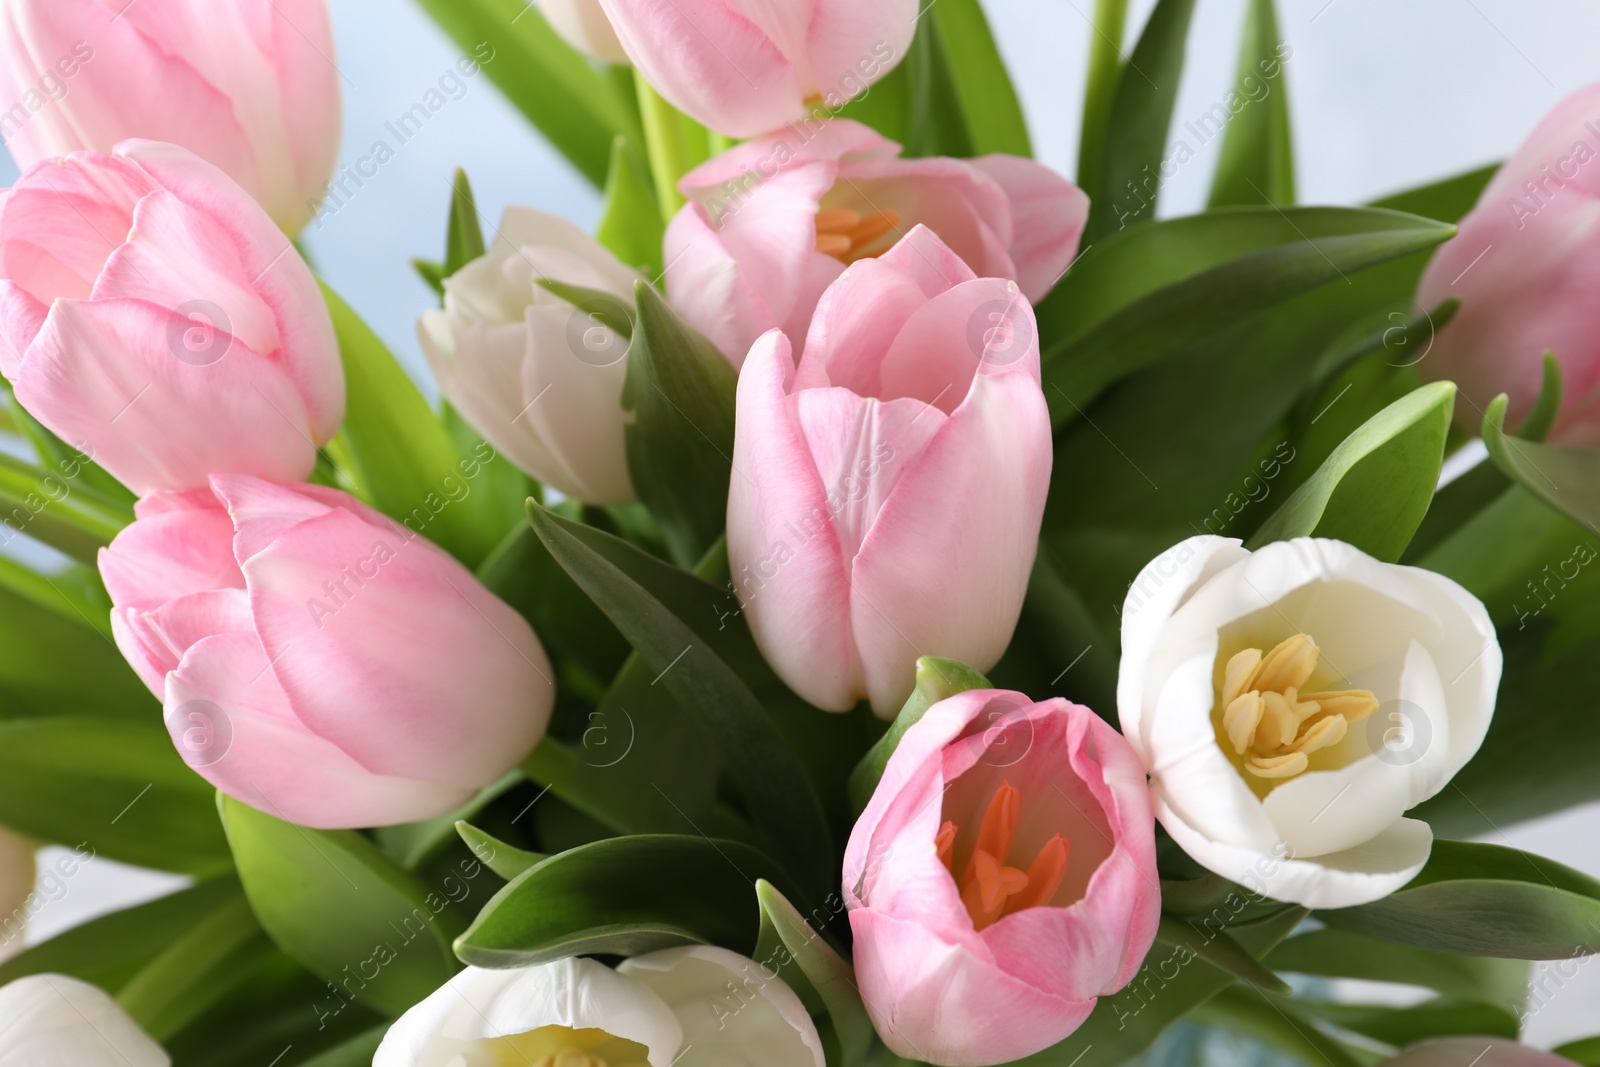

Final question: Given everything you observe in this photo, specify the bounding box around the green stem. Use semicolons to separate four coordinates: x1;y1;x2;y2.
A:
634;80;711;221
1078;0;1129;197
116;895;267;1040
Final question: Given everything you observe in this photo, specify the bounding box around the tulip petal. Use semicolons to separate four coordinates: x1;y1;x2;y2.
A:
0;280;47;372
541;0;630;63
804;0;918;111
14;298;316;493
0;973;169;1066
664;205;789;368
520;304;635;503
727;330;859;710
0;153;150;306
99;498;242;608
968;156;1089;302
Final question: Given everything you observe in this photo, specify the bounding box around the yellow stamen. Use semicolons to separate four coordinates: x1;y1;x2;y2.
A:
1222;648;1264;707
1247;752;1309;778
814;208;903;263
1223;691;1265;754
1255;634;1318;693
814;208;863;235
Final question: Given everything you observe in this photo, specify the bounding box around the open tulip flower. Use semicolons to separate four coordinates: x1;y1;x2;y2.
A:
1118;537;1501;908
99;475;554;829
376;948;822;1067
0;0;341;235
0;141;344;495
845;689;1159;1066
727;226;1051;716
0;974;169;1065
667;119;1088;365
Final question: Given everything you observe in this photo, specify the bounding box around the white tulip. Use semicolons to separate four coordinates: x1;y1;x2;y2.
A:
375;947;824;1067
420;207;642;505
540;0;629;64
1117;536;1500;909
0;974;168;1066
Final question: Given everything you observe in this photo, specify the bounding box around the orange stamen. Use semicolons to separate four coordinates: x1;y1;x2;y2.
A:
815;233;853;257
941;781;1070;931
935;820;957;873
973;781;1020;864
1004;834;1069;916
814;208;863;235
814;209;904;263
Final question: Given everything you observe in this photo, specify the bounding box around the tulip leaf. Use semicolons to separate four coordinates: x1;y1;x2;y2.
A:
219;795;468;1017
1188;986;1368;1067
1155;915;1291;995
527;504;833;895
537;279;636;342
847;657;992;812
623;283;738;567
455;821;546;882
1083;0;1198;242
1319;840;1600;960
1264;928;1530;1014
445;167;487;275
0;582;156;721
455;835;803;967
1207;0;1294;209
299;1028;390;1067
115;894;272;1040
1370;162;1499;223
1283;995;1519;1044
320;282;503;567
1017;906;1308;1067
597;138;666;278
0;450;132;563
754;880;875;1067
1482;389;1600;534
1040;206;1458;426
929;0;1032;157
1077;0;1130;196
0;875;239;992
0;717;227;874
1555;1037;1600;1067
407;0;642;188
0;556;113;639
1247;381;1455;560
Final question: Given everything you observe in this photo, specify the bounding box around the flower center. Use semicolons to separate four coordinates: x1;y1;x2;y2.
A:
814;207;904;262
447;1025;652;1067
937;780;1069;931
1218;633;1379;780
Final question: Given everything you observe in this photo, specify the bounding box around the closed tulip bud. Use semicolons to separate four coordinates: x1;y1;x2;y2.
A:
727;226;1051;716
667;119;1087;365
593;0;916;138
0;0;340;235
99;475;554;829
540;0;627;64
1119;537;1500;909
419;207;640;505
0;974;168;1065
845;689;1160;1066
0;141;344;495
1417;84;1600;444
376;948;823;1067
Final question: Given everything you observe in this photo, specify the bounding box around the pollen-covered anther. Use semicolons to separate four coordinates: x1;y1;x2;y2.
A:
939;781;1071;931
815;207;903;262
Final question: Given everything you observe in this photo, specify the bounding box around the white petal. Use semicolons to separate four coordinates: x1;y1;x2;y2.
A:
375;961;684;1067
1405;566;1502;782
0;975;169;1066
619;947;824;1067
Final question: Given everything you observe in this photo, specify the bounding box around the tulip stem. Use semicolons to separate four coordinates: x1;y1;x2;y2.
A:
1077;0;1129;197
635;79;711;221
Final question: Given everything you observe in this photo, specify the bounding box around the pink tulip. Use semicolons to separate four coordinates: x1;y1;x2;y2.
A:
844;689;1160;1066
727;226;1050;717
593;0;915;138
0;0;341;234
1417;83;1600;444
99;475;554;829
0;141;344;495
667;119;1088;366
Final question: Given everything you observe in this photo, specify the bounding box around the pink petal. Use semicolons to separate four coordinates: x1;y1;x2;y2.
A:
664;204;783;368
804;0;918;112
0;280;47;375
99;498;242;608
15;297;317;494
969;156;1089;302
727;330;859;710
208;471;344;565
0;152;151;305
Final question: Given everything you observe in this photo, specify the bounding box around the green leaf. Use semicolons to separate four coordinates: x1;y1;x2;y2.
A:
537;279;636;341
300;1028;390;1067
455;821;546;881
1085;0;1198;242
1155;915;1291;995
526;504;833;895
1189;985;1366;1067
0;581;155;721
1248;381;1455;560
0;450;131;563
624;283;738;566
1518;351;1564;443
406;0;640;187
1319;839;1600;959
0;718;227;873
597;138;665;278
928;0;1031;157
0;875;238;991
445;168;486;276
1555;1037;1600;1067
1077;0;1130;197
755;880;875;1067
903;18;977;158
1482;389;1600;533
219;795;466;1016
1264;927;1529;1014
116;894;271;1040
455;835;802;967
321;282;503;567
1207;0;1294;208
0;556;113;638
1287;995;1519;1044
847;657;991;812
1041;207;1458;425
1371;162;1499;223
412;258;447;298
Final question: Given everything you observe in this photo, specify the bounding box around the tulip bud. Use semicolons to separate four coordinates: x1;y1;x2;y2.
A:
1118;537;1501;909
0;974;169;1065
667;119;1087;365
727;226;1051;716
376;948;823;1067
0;141;344;496
419;207;640;505
844;689;1160;1066
1416;84;1600;444
540;0;627;64
0;0;341;235
99;475;554;829
593;0;917;138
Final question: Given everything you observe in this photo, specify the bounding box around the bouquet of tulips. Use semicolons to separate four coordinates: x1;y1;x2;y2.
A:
0;0;1597;1064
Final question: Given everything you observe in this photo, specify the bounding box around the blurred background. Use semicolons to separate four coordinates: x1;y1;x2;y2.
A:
6;0;1598;1049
